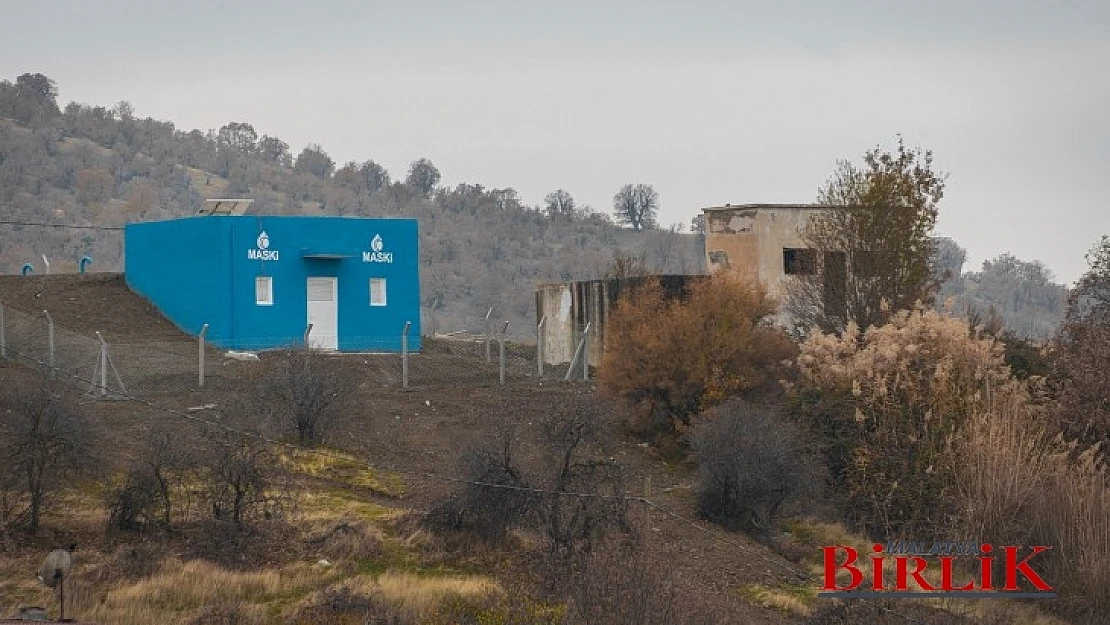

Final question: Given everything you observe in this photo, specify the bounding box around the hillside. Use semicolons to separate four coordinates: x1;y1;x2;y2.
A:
0;77;703;340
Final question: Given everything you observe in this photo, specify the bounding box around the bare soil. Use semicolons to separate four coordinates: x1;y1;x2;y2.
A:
0;274;186;342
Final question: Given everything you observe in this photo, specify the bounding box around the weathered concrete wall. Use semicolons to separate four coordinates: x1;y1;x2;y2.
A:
704;205;824;299
536;276;695;367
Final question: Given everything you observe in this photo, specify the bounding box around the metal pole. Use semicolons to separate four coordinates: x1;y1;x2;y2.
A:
0;302;6;359
536;315;545;377
43;310;55;378
57;569;64;621
96;331;107;397
565;333;584;382
198;324;208;388
402;321;411;389
498;320;509;385
484;307;493;363
582;322;591;381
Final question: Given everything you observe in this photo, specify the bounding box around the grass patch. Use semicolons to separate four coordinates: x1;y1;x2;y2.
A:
298;489;402;524
282;448;405;497
739;582;816;616
72;559;341;625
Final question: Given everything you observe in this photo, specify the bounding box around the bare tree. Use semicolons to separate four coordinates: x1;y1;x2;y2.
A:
784;137;946;334
262;349;349;447
612;183;659;231
545;189;576;220
0;378;93;533
107;428;193;530
257;135;292;167
426;423;534;541
1053;236;1110;449
601;249;649;280
294;143;335;178
690;213;706;235
537;397;628;561
690;400;820;539
202;432;284;530
216;121;258;154
405;158;441;196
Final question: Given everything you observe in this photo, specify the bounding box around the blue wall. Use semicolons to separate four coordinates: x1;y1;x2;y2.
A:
125;215;421;352
125;217;233;341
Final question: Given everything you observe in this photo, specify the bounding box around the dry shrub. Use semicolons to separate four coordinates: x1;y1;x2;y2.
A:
691;399;821;538
307;520;383;563
187;600;264;625
0;376;95;533
261;348;351;447
424;423;533;541
957;397;1110;620
795;307;1012;534
84;543;164;584
806;601;975;624
288;586;399;625
598;271;795;435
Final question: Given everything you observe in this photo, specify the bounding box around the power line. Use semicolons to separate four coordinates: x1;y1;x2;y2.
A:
0;219;124;231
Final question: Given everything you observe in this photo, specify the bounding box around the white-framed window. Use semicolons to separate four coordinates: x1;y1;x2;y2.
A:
369;278;387;307
255;276;273;306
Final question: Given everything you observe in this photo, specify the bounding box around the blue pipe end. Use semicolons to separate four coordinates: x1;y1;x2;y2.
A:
21;264;33;276
79;256;93;274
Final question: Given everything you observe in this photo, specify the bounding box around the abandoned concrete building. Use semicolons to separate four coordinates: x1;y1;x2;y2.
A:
702;203;830;300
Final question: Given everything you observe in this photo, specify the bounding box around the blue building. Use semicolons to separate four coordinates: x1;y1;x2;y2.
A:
124;214;421;352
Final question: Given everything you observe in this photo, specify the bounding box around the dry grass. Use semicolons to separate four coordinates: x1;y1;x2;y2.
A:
740;583;815;616
69;559;339;625
282;448;405;497
957;395;1110;616
55;557;498;625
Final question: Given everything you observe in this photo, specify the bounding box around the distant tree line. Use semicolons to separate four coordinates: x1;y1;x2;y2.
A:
0;72;700;338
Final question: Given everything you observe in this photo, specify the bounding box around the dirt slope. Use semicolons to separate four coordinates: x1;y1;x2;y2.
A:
0;273;186;341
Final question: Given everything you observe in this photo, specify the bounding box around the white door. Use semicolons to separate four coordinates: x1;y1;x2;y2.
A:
306;277;338;350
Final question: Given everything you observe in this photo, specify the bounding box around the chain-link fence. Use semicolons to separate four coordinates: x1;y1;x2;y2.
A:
0;301;590;397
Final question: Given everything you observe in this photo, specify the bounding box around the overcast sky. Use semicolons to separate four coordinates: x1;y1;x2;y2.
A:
2;0;1108;282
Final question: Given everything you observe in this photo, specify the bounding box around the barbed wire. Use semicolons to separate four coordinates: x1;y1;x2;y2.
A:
0;218;124;230
1;343;940;623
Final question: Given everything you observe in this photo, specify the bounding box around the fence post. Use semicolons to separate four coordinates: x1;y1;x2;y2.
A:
96;331;107;397
581;322;591;382
43;310;55;378
536;315;545;377
483;307;493;363
498;321;509;385
198;324;209;388
402;321;411;389
0;302;6;359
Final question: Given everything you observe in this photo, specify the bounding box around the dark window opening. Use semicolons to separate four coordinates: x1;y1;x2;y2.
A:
783;248;817;275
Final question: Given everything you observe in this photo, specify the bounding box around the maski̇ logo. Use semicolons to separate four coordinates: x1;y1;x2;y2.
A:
363;233;393;263
249;231;279;261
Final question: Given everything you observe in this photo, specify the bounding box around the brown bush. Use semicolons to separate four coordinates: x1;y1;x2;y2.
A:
957;396;1110;618
288;586;401;625
598;271;795;434
424;423;534;541
795;308;1012;535
691;399;821;538
0;376;95;533
261;348;351;447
